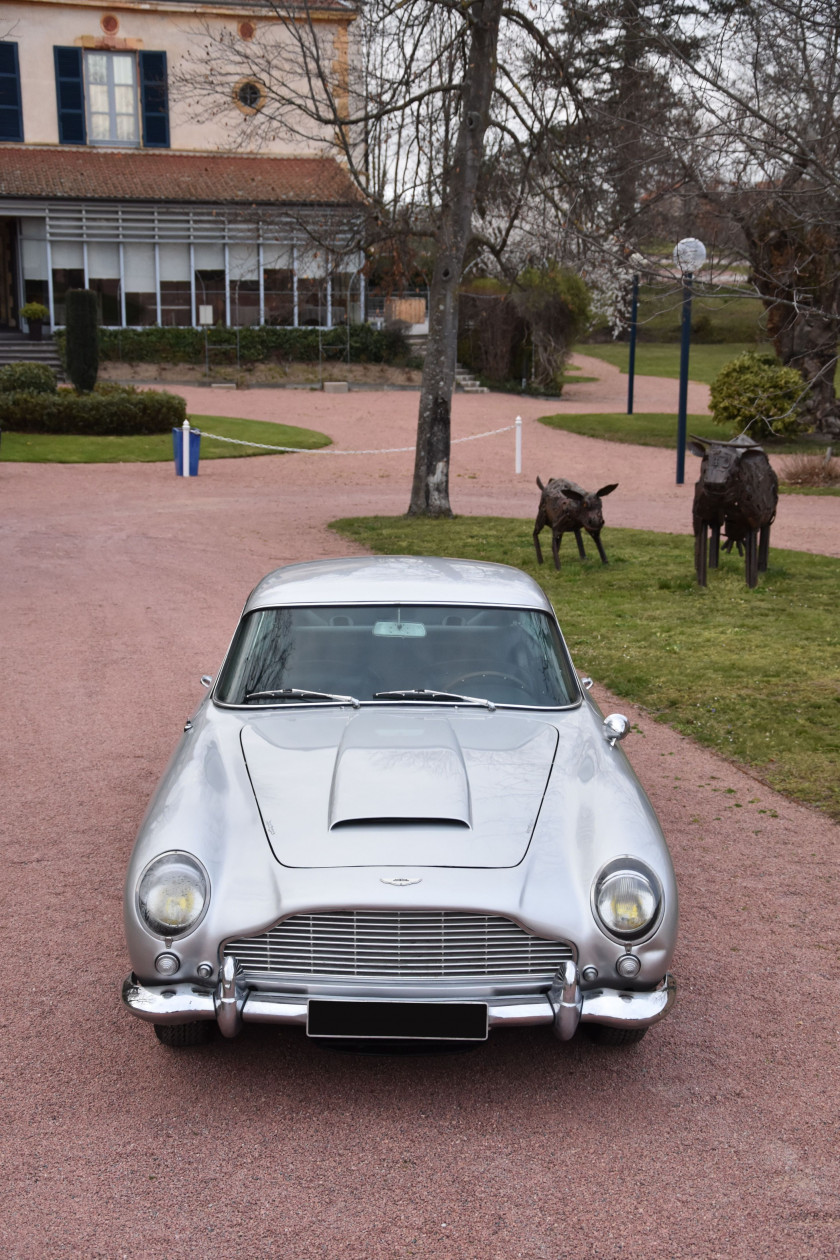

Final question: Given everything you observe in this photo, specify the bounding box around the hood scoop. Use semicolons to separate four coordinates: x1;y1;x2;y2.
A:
329;713;471;829
241;708;558;867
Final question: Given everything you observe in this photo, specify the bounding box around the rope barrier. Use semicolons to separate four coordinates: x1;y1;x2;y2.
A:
195;421;518;457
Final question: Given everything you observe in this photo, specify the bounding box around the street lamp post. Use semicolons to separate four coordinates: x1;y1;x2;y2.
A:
626;271;639;415
673;236;707;484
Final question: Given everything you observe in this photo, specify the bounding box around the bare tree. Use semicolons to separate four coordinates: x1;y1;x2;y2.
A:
639;0;840;434
176;0;582;514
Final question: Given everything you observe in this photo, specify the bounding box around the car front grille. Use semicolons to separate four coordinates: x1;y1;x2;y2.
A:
224;911;574;980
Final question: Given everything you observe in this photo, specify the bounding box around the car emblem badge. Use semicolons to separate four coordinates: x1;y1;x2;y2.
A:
380;877;422;886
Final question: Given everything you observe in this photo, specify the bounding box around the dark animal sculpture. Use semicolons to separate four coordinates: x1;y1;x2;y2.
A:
533;477;618;569
689;434;779;588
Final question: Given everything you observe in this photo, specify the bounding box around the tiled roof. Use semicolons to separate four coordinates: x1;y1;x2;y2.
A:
0;147;367;206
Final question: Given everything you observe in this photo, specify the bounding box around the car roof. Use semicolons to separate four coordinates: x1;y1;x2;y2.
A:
244;556;554;613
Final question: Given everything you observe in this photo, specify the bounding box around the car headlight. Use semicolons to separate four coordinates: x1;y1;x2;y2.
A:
137;852;209;938
594;865;660;939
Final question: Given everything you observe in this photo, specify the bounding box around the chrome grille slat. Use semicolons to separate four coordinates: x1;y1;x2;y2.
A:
224;911;574;979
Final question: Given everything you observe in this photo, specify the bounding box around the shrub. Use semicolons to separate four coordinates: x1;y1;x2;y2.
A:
56;323;419;367
779;452;840;487
458;292;527;383
65;289;100;392
0;361;57;395
20;301;49;323
0;384;185;435
511;266;591;391
709;352;805;438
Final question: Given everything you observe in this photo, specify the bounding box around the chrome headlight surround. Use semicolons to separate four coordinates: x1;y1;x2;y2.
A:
592;857;663;944
136;851;210;940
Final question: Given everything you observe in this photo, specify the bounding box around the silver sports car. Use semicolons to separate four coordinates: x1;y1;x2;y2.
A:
123;556;677;1049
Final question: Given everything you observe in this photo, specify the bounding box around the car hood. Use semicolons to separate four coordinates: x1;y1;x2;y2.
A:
240;707;559;867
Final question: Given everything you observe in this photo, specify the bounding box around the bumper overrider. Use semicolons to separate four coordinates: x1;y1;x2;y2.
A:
122;957;676;1041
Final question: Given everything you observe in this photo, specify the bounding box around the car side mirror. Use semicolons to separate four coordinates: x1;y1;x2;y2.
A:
579;675;594;691
602;714;630;747
200;675;213;688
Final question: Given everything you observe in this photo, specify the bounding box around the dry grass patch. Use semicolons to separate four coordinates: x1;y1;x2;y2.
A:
779;451;840;490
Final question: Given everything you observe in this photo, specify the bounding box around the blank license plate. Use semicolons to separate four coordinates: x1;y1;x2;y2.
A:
307;1000;488;1041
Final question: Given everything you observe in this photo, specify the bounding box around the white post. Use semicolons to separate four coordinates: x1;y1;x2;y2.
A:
515;415;522;474
182;418;192;477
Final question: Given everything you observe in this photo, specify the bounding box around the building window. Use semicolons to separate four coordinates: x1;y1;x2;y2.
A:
86;51;140;145
233;78;266;116
0;42;24;142
54;47;169;148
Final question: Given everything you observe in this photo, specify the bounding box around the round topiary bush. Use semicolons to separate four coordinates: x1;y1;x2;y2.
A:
0;361;57;395
710;351;804;439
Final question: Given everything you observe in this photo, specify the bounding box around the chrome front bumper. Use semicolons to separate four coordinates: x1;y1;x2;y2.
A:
122;962;676;1042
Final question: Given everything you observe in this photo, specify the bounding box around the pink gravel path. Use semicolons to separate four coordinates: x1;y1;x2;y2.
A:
1;364;839;1258
161;354;840;557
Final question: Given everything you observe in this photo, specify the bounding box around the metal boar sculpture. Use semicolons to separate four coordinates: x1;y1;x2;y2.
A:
689;434;779;588
533;476;618;569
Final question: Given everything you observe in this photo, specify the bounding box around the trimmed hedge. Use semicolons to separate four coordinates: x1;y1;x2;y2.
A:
710;351;804;438
65;289;100;392
0;384;186;435
54;322;418;367
0;362;58;394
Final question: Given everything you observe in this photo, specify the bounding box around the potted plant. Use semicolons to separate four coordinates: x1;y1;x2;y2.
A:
21;301;49;341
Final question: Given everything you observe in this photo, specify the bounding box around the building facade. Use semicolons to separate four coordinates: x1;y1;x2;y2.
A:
0;0;366;330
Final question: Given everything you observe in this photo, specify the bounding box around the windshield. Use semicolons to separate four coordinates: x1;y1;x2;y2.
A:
215;603;579;708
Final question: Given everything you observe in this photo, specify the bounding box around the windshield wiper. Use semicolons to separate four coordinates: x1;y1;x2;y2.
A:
244;688;360;708
373;688;495;711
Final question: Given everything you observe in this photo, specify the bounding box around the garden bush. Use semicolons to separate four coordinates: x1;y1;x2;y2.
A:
458;267;590;391
55;323;420;368
0;384;185;435
0;361;57;395
710;351;804;438
65;289;100;393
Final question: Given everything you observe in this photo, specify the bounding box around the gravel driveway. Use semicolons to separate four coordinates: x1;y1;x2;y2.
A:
2;372;838;1258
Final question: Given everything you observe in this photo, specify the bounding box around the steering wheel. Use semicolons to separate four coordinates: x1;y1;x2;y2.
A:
446;670;530;695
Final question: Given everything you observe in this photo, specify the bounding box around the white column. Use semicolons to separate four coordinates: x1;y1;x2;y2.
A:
119;241;126;327
224;241;231;327
189;242;196;327
154;243;161;326
292;245;298;328
46;237;55;326
258;241;264;326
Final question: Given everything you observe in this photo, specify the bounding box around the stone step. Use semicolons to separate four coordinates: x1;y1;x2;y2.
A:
455;364;489;393
0;334;65;380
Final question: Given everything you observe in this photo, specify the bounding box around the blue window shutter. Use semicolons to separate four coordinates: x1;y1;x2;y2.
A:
0;42;24;142
54;46;86;145
139;51;169;148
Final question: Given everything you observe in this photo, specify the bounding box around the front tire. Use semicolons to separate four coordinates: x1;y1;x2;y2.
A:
154;1021;214;1047
584;1024;648;1047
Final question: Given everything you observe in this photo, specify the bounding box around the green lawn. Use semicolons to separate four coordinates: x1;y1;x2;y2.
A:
0;415;331;463
330;515;840;821
536;410;823;465
581;340;840;392
538;410;719;448
579;342;773;386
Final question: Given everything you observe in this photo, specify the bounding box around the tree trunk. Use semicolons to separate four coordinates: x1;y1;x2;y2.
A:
768;308;840;437
745;212;840;438
407;0;504;516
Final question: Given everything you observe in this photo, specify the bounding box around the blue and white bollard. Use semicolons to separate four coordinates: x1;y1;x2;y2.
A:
173;418;201;476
